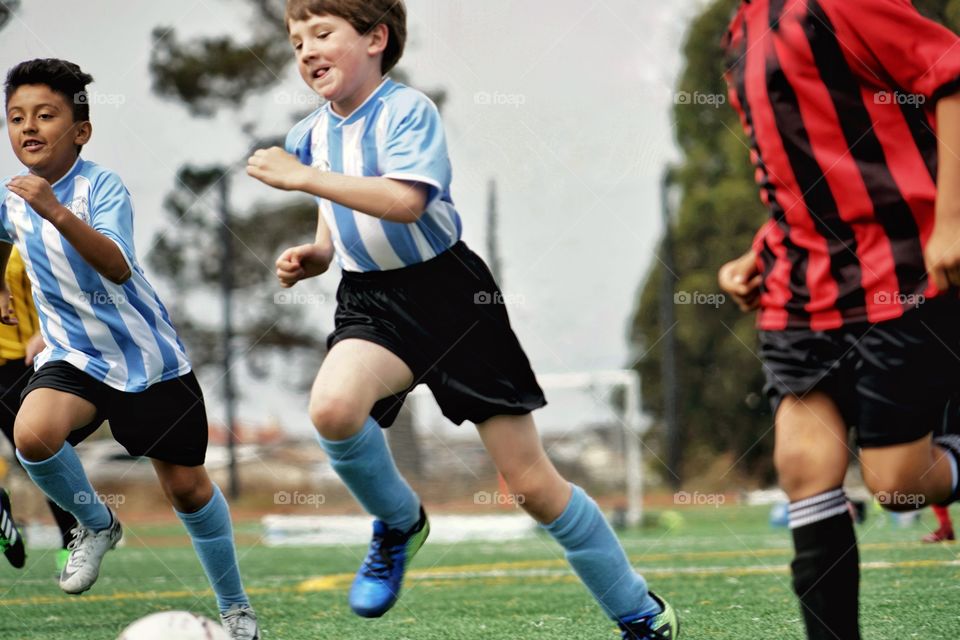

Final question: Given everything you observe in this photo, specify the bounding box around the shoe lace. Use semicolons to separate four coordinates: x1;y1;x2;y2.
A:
65;526;91;564
360;531;398;580
222;608;254;635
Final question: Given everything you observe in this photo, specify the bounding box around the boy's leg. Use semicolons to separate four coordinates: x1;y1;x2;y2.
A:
476;413;677;635
859;436;957;508
311;338;427;618
14;387;121;594
774;393;859;640
153;459;257;637
310;338;420;531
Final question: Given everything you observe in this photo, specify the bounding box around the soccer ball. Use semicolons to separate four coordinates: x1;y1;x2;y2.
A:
117;611;229;640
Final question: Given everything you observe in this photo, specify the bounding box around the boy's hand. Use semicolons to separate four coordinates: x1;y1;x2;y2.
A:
25;332;45;366
276;244;332;288
247;147;312;191
924;218;960;291
718;250;763;312
6;175;60;220
0;287;17;326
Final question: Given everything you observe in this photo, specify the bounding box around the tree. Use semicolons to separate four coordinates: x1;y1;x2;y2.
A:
0;0;19;32
629;0;960;486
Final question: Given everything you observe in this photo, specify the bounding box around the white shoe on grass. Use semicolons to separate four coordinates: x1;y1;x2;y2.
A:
59;510;122;595
220;603;260;640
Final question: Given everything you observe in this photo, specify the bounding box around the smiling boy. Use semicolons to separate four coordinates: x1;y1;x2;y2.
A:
2;59;259;640
245;2;680;638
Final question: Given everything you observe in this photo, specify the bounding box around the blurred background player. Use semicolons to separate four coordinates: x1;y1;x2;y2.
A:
0;246;77;573
719;1;960;638
923;505;955;542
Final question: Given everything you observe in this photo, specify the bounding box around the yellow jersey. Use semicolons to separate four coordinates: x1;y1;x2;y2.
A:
0;248;41;361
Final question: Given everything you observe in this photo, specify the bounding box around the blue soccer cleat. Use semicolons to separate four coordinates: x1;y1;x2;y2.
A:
618;592;680;639
348;507;430;618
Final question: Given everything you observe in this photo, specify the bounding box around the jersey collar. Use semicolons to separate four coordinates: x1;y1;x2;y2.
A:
327;77;394;125
49;156;84;189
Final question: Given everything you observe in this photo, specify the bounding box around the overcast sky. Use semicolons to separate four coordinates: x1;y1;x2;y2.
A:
0;0;703;432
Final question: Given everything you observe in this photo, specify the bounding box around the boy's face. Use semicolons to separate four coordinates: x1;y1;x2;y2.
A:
288;12;387;113
5;84;90;180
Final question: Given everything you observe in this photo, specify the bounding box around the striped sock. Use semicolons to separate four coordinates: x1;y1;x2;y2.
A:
788;488;860;640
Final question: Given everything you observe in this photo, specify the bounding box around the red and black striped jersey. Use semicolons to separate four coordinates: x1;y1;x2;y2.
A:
723;0;960;331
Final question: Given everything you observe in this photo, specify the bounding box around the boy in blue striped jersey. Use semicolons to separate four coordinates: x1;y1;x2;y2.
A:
247;2;678;638
1;59;259;640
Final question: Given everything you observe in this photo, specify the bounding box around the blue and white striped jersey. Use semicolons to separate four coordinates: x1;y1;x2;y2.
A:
0;158;191;391
285;79;463;272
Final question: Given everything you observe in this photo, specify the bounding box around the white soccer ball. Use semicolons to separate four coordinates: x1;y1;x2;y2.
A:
117;611;229;640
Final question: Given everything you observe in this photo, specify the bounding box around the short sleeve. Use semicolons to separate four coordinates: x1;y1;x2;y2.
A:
90;172;136;269
286;108;321;166
820;0;960;102
0;187;13;244
380;94;452;204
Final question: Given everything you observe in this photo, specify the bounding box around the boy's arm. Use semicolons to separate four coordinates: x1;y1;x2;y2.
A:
925;93;960;291
247;147;428;223
0;242;17;325
5;175;130;284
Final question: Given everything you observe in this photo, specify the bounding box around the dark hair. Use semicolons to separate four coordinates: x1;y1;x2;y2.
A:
285;0;406;74
4;58;94;123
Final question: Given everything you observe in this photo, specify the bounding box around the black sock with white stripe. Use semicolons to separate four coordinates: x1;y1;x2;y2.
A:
788;488;861;640
934;435;960;505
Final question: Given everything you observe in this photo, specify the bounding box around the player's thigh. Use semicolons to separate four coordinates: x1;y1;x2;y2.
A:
859;435;947;503
774;391;850;500
14;388;98;460
309;339;415;433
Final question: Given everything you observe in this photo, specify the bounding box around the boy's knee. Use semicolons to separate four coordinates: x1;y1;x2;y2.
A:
863;472;925;512
774;442;841;500
13;419;62;462
309;395;366;440
163;474;213;512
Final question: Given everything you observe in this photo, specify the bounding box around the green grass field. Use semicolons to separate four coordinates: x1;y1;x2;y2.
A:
2;505;959;639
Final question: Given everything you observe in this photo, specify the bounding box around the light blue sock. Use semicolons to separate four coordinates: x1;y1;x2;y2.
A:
319;416;420;532
16;443;111;531
176;484;249;614
543;484;660;621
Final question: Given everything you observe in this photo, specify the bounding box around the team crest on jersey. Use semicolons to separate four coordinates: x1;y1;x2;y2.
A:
312;157;331;172
69;195;91;224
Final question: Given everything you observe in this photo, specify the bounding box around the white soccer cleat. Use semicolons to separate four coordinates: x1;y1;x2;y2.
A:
219;604;260;640
59;510;122;595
